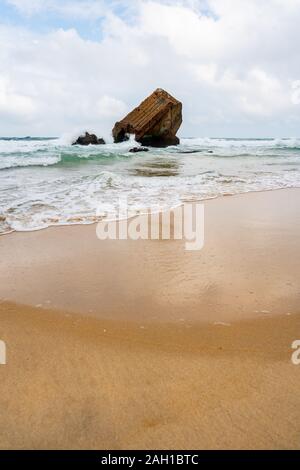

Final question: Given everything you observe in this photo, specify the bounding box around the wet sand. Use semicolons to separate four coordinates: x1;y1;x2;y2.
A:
0;189;300;449
1;188;300;324
1;301;300;449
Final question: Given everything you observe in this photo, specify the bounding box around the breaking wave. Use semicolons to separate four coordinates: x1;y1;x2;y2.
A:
0;136;300;233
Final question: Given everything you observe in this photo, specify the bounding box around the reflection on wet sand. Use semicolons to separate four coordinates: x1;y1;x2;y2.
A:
129;158;181;177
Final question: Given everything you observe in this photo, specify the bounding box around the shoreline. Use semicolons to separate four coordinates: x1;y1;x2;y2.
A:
1;186;299;237
1;187;300;449
1;188;299;323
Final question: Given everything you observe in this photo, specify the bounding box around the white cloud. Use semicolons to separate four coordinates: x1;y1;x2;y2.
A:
0;77;36;119
7;0;44;15
96;95;127;119
1;0;300;137
192;65;288;117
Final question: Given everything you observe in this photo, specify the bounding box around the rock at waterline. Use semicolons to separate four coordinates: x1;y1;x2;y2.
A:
112;88;182;148
129;147;149;153
72;132;105;146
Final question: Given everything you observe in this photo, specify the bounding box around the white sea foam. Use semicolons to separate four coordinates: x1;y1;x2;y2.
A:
0;136;300;233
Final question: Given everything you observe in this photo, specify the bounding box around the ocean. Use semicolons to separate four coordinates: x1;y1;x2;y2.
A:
0;135;300;234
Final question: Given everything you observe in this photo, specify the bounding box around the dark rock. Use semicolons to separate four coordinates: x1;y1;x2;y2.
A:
139;135;180;148
72;132;105;146
129;147;149;153
112;88;182;148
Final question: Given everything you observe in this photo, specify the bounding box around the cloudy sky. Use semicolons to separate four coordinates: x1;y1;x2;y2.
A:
1;0;300;138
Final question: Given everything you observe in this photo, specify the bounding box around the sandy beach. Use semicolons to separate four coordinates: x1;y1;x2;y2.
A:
0;188;300;449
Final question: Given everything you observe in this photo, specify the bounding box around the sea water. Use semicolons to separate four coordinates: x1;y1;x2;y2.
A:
0;136;300;234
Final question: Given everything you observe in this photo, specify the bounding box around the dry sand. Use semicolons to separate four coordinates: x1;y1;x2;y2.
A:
0;188;300;449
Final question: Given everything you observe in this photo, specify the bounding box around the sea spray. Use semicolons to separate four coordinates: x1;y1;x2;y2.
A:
0;137;299;234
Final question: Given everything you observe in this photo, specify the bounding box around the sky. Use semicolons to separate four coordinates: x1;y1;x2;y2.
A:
1;0;300;138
